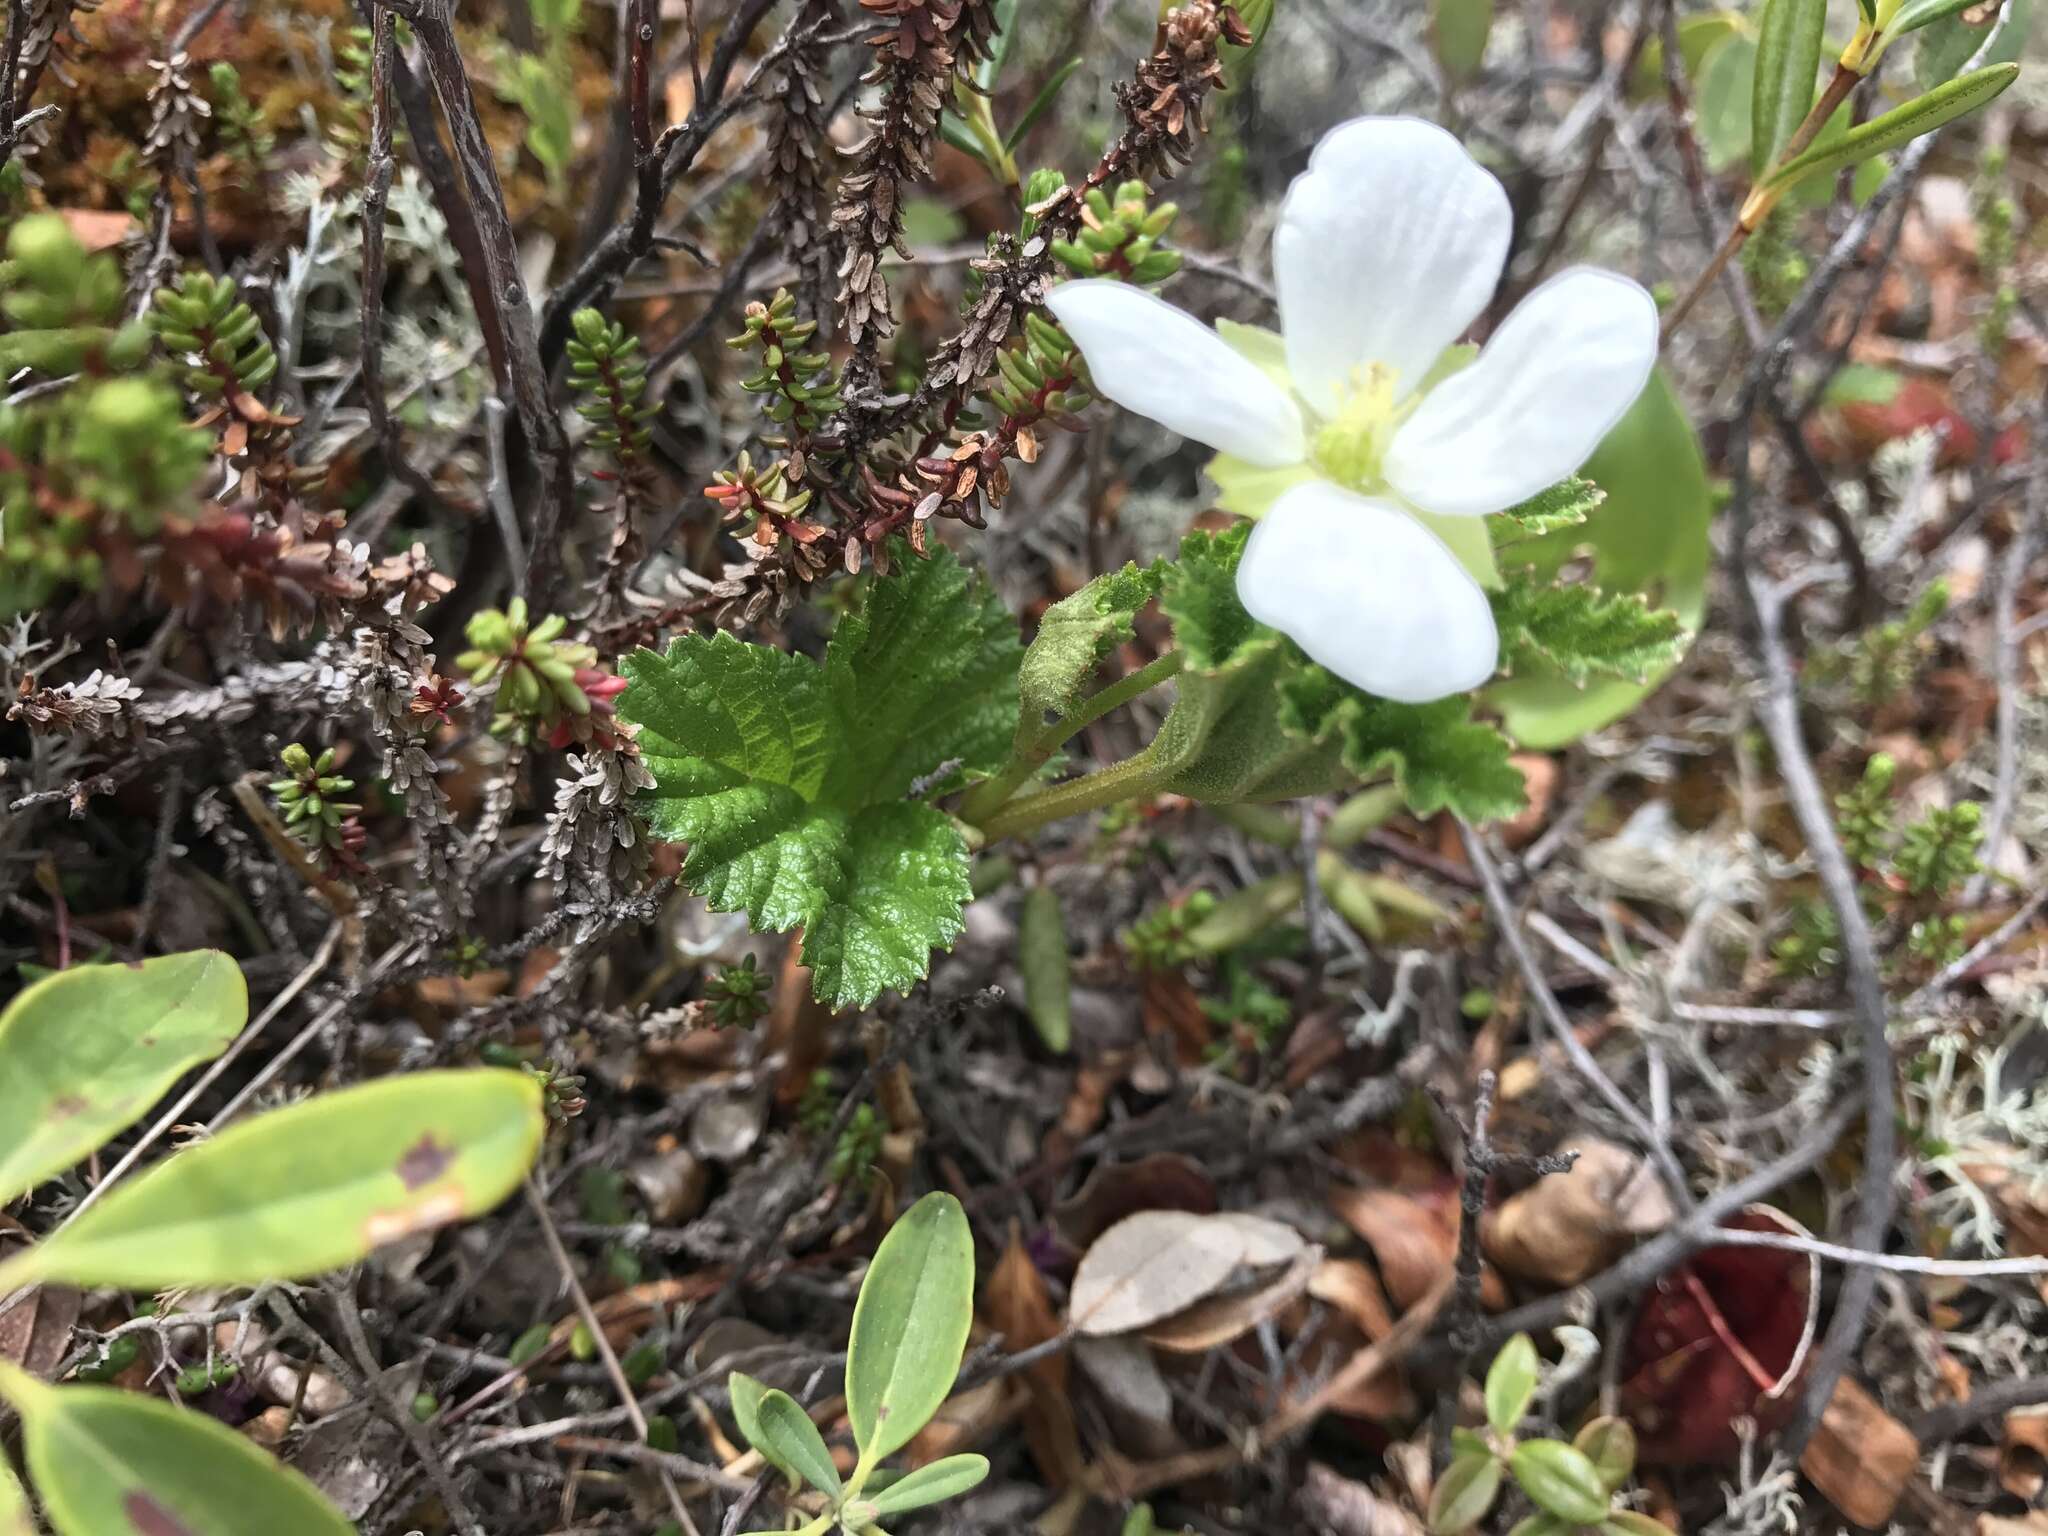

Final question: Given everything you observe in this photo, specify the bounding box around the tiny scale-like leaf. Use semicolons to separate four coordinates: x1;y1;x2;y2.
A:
845;1191;977;1465
0;1359;355;1536
0;1069;543;1291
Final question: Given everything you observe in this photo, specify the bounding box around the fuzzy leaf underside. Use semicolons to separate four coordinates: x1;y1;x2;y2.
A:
1491;580;1689;687
1147;525;1527;822
621;543;1020;1009
1015;560;1164;736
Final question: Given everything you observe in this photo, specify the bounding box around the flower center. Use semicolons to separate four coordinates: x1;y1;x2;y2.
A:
1310;363;1409;495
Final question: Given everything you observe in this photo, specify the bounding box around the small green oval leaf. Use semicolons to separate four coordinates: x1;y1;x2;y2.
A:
1695;32;1760;171
1018;884;1073;1053
1574;1415;1638;1491
753;1388;841;1497
0;951;245;1204
0;1359;354;1536
1510;1439;1612;1527
1750;0;1826;173
866;1452;991;1516
845;1191;975;1463
1428;1451;1503;1534
728;1371;797;1483
1484;1333;1540;1436
1762;63;2020;193
4;1069;542;1290
1506;1517;1572;1536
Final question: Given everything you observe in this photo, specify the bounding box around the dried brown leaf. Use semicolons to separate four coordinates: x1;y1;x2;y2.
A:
1483;1137;1676;1287
1071;1209;1248;1335
1799;1374;1918;1529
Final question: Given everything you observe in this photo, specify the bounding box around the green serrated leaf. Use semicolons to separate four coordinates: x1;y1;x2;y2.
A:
847;1192;975;1467
729;1371;797;1484
1487;369;1711;748
752;1388;841;1497
1428;1452;1503;1534
1281;670;1528;822
0;1360;355;1536
864;1452;990;1516
0;1070;542;1291
622;544;1020;1008
1491;580;1686;687
1139;525;1523;820
0;950;246;1204
1485;1333;1541;1436
1510;1439;1611;1526
1491;476;1603;537
1016;561;1164;734
1751;0;1826;174
1018;884;1073;1053
1761;63;2019;193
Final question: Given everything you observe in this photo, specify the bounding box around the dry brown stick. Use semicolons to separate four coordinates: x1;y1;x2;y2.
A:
1965;397;2046;905
1719;132;1949;1460
525;1176;705;1536
1101;1270;1456;1501
357;6;442;517
1459;818;1694;1210
404;0;576;600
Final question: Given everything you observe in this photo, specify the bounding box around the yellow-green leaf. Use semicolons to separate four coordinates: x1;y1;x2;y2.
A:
0;951;246;1203
1434;0;1495;83
728;1371;798;1484
864;1451;990;1515
0;1069;542;1291
752;1388;841;1497
1509;1439;1610;1526
0;1456;31;1536
1750;0;1826;174
0;1359;355;1536
1484;1333;1540;1436
1761;63;2019;193
846;1192;975;1464
1429;1452;1503;1534
1018;884;1073;1052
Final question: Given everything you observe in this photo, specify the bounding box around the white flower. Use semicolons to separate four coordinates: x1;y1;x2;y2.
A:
1045;116;1659;704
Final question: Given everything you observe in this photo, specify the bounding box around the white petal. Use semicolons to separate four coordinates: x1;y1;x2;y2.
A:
1044;281;1305;468
1236;482;1497;705
1384;267;1658;518
1274;116;1511;418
